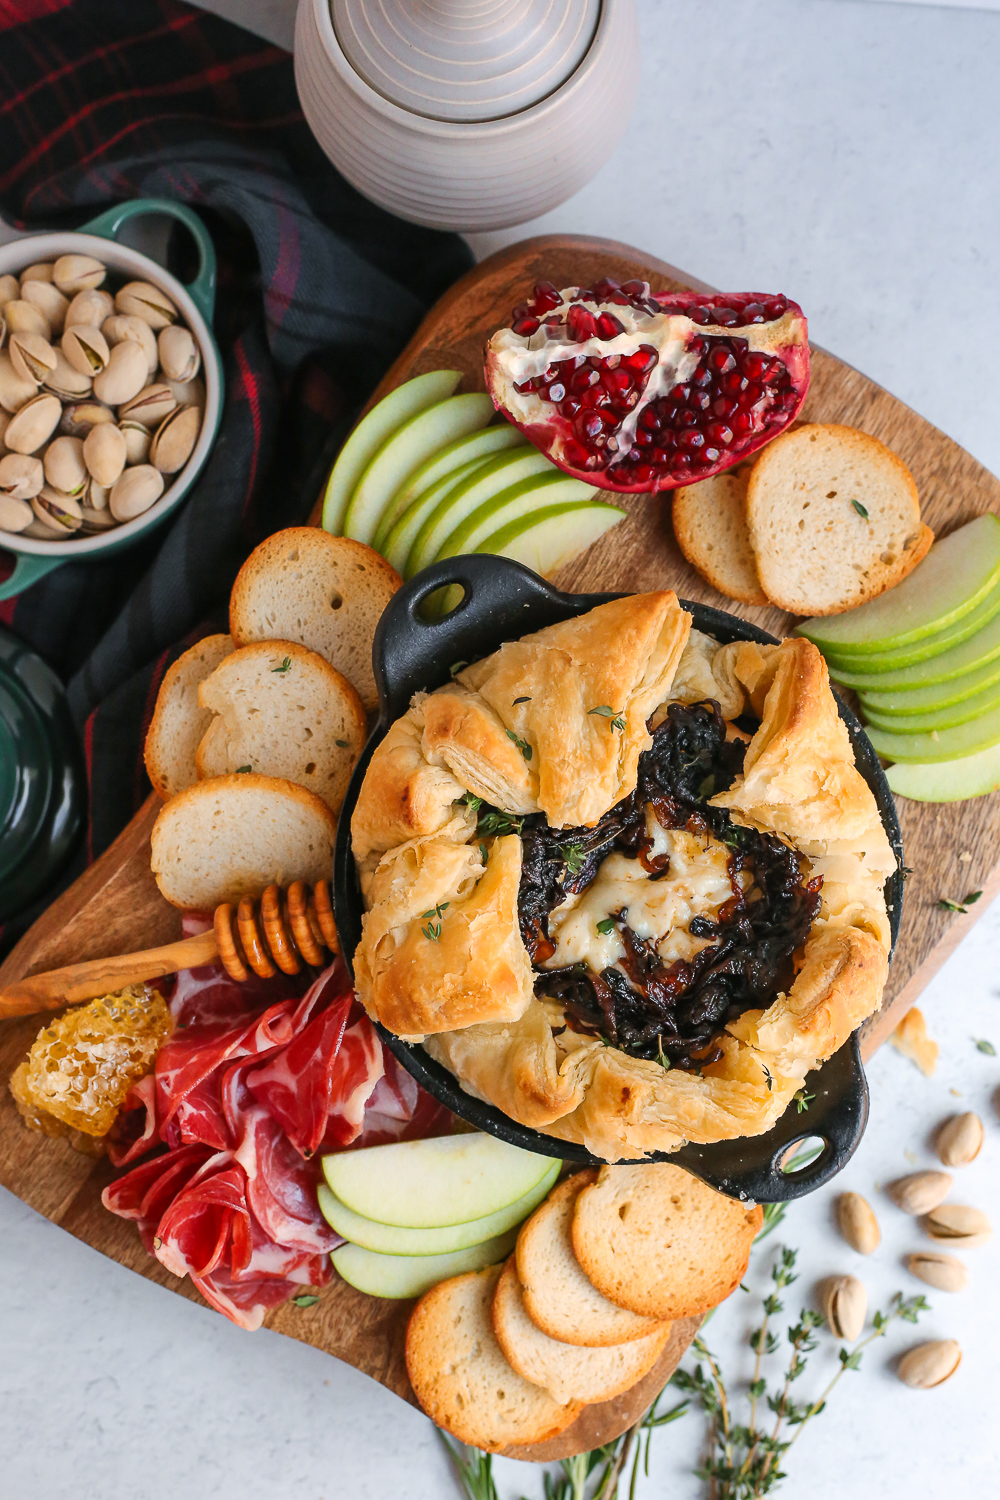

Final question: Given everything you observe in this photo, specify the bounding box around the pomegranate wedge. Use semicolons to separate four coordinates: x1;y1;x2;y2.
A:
485;280;810;493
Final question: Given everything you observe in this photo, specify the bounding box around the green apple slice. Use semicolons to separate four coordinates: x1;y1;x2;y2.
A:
865;699;1000;763
861;655;1000;718
798;515;1000;655
862;673;1000;733
405;446;555;577
317;1159;559;1256
321;1132;555;1228
435;473;600;564
343;391;495;544
373;422;525;550
381;457;492;573
824;571;1000;677
331;1230;516;1300
887;740;1000;801
829;590;1000;695
321;369;461;535
475;500;627;575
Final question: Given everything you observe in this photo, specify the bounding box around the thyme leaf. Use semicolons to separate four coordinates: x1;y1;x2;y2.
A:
270;656;292;673
793;1089;815;1114
974;1037;997;1056
559;842;586;876
506;728;532;761
851;499;869;519
596;916;616;936
589;704;626;731
937;890;982;913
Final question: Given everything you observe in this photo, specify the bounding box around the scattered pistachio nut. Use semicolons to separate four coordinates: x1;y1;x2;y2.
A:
83;422;127;488
53;254;106;296
59;400;113;438
119;382;177;427
937;1112;984;1167
21;278;69;335
61;324;110;377
43;435;88;496
0;350;40;414
157;325;200;383
109;463;164;522
0;493;33;533
92;339;148;406
43;349;93;401
887;1171;953;1216
922;1204;992;1248
150;402;200;474
4;392;62;453
821;1274;866;1341
31;483;83;533
0;452;44;501
905;1251;969;1293
9;332;58;386
65;287;114;330
20;261;54;285
3;298;51;341
115;280;177;329
0;273;20;306
837;1192;880;1255
119;419;151;465
101;313;158;376
897;1339;962;1389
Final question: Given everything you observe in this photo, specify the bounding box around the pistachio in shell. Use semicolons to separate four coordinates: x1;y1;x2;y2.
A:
0;452;44;501
20;518;62;541
119;420;151;465
93;339;148;406
3;298;51;341
158;325;200;384
43;435;88;497
43;349;93;401
821;1274;867;1342
21;278;69;336
0;408;10;448
896;1339;962;1389
31;483;83;534
101;313;158;376
65;287;114;330
163;374;205;409
53;254;106;296
80;503;117;534
4;392;62;453
9;332;57;386
150;403;201;474
110;463;164;522
83;422;127;488
115;280;177;330
59;400;113;438
119;382;178;427
0;350;39;414
62;323;110;377
87;481;110;513
20;261;54;285
0;274;19;307
936;1112;984;1167
0;492;33;534
905;1251;968;1293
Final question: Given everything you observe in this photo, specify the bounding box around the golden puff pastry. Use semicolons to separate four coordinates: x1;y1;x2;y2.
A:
351;593;895;1161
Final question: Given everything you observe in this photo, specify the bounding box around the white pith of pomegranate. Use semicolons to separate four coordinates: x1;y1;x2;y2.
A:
484;280;810;493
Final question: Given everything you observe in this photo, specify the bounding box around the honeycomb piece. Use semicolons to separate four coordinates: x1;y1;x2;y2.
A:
12;985;172;1138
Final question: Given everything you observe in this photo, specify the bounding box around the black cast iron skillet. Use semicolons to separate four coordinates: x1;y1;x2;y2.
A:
334;556;904;1203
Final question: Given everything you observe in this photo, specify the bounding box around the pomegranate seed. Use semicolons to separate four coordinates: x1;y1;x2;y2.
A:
547;382;566;402
625;346;657;372
620;279;649;297
732;410;753;435
692;365;713;388
712;396;737;418
570;366;599;393
639;407;662;431
764;297;788;319
690;391;712;412
578;412;605;440
567;304;598;342
744;383;764;405
531;281;562;312
703;446;721;463
512;316;540;336
706;423;733;446
596;311;625;340
630;463;655;484
742;303;765;322
680;430;705;451
709;306;738;326
742;351;771;380
723;370;748;394
562;398;581;417
634;431;651;448
708;347;736;374
675;409;698;430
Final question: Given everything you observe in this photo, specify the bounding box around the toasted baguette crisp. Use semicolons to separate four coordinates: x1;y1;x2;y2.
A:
150;773;337;910
229;527;401;710
144;634;233;800
745;423;933;616
195;640;365;814
571;1165;762;1322
672;463;768;605
406;1264;582;1452
492;1257;672;1406
515;1172;663;1348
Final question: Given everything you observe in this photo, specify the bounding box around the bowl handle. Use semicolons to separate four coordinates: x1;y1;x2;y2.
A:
0;553;65;603
80;197;217;326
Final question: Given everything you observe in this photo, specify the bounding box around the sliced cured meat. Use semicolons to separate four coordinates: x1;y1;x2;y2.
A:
351;1046;453;1149
318;1009;385;1151
246;986;354;1157
235;1103;340;1255
154;1154;253;1280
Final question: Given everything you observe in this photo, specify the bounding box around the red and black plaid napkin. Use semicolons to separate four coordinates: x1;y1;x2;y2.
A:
0;0;472;950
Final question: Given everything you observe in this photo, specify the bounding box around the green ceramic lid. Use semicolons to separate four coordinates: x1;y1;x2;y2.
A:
0;627;85;923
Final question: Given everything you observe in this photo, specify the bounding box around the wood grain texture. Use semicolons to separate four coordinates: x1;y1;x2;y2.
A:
2;234;997;1463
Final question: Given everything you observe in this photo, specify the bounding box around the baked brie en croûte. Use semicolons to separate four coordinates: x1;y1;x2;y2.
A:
349;593;896;1162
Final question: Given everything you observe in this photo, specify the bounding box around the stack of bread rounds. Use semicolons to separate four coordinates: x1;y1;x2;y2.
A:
405;1164;762;1451
673;423;933;617
143;528;401;910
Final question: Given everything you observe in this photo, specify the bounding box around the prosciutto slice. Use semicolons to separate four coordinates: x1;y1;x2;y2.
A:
103;954;451;1330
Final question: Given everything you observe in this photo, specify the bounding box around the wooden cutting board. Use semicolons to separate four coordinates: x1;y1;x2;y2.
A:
2;235;998;1464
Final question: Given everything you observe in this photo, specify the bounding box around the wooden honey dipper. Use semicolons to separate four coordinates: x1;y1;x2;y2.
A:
0;880;339;1021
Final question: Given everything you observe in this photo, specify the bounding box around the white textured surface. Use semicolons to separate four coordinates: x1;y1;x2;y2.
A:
4;0;1000;1495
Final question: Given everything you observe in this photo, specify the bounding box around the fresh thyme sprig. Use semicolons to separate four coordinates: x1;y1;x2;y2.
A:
420;901;449;942
937;889;982;914
589;705;627;732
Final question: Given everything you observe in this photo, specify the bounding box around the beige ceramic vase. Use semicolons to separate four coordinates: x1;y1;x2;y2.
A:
294;0;640;230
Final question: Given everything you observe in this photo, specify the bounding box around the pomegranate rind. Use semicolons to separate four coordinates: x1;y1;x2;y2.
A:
485;283;809;494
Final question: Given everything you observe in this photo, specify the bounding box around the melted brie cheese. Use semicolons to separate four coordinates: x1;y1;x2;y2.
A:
543;820;740;974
